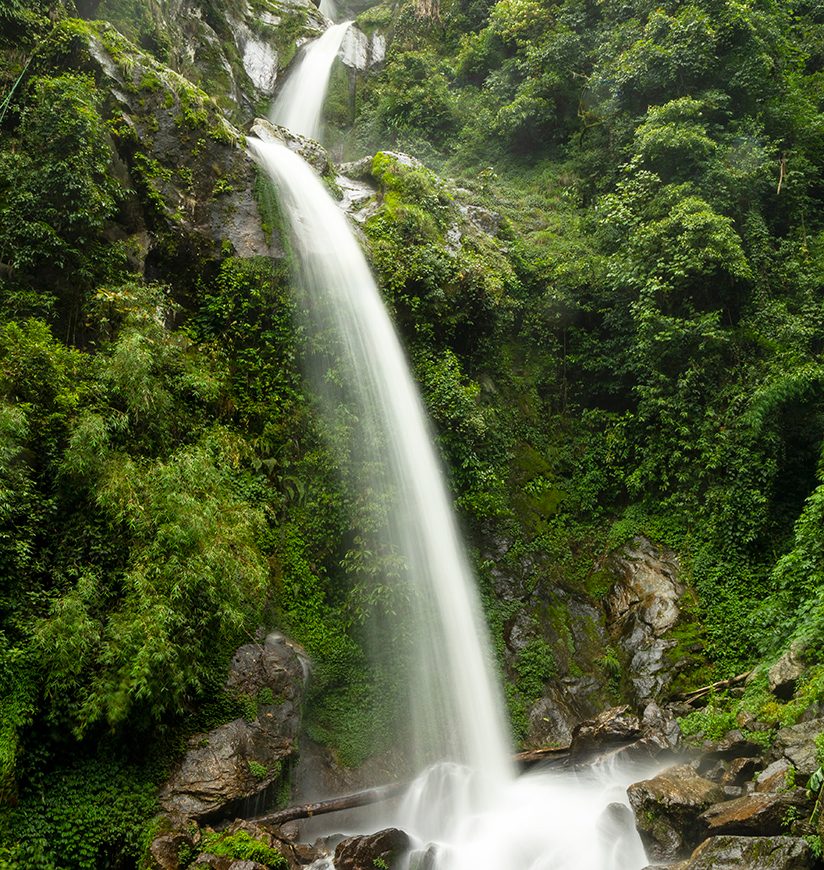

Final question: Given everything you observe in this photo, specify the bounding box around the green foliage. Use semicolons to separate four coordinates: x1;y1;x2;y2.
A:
0;754;158;868
199;830;287;867
0;72;123;315
247;760;268;780
677;698;738;741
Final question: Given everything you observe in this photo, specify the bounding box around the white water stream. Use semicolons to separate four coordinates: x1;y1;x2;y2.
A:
250;18;652;870
270;21;351;139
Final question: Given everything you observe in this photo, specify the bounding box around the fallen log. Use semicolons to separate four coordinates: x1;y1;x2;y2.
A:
252;745;573;828
513;745;570;767
672;671;752;703
253;781;409;828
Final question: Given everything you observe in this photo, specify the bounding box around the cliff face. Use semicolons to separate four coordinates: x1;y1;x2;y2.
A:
79;0;326;117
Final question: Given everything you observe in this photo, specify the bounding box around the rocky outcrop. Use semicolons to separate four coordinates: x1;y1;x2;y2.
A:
770;718;824;777
698;789;812;838
160;633;307;822
628;764;725;860
83;0;327;117
768;645;806;700
679;835;816;869
339;26;386;71
45;17;280;287
604;536;683;705
569;705;642;762
334;828;410;870
249;118;336;177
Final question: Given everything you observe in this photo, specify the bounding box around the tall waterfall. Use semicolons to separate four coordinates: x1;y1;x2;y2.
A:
250;16;652;870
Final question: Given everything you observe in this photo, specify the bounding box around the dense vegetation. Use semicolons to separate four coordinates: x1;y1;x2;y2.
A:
1;0;824;865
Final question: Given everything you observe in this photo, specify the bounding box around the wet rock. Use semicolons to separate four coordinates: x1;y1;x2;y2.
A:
771;718;824;777
334;828;410;870
249;118;335;178
681;835;815;869
569;705;642;762
768;645;806;700
147;830;195;870
604;537;684;705
628;764;725;860
755;759;792;792
699;789;812;837
160;634;307;822
720;756;760;786
526;684;587;748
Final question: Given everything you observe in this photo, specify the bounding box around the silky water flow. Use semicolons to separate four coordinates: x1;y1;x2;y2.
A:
249;17;653;869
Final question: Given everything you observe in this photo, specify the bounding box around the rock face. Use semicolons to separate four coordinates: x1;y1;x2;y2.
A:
768;645;806;700
698;789;812;838
770;718;824;777
52;18;280;285
681;835;816;869
334;828;410;870
628;764;725;860
84;0;327;117
160;634;307;822
604;536;684;705
339;26;387;71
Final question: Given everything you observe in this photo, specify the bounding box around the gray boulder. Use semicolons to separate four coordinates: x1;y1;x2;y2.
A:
682;835;815;869
628;764;724;860
334;828;410;870
160;634;307;822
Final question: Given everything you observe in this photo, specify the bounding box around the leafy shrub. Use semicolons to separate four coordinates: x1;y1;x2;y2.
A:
200;830;287;867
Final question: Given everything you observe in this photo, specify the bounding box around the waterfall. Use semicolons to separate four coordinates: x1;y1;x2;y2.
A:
319;0;339;21
270;21;351;139
249;16;653;870
248;135;513;801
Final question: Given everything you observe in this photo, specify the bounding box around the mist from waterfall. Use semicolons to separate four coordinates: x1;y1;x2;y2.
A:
250;14;651;869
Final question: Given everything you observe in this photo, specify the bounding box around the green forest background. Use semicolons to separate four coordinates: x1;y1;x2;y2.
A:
2;0;824;865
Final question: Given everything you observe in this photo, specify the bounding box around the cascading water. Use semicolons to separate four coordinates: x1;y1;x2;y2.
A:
319;0;339;21
250;17;654;870
269;21;351;139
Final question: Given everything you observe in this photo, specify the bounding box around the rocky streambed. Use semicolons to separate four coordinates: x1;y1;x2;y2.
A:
145;633;824;870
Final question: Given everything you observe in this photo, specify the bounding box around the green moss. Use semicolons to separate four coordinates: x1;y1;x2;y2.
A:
200;830;287;867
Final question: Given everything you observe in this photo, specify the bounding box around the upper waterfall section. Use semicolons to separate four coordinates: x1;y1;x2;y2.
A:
270;21;352;141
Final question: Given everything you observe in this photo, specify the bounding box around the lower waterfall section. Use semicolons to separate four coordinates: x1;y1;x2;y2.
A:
248;135;652;869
